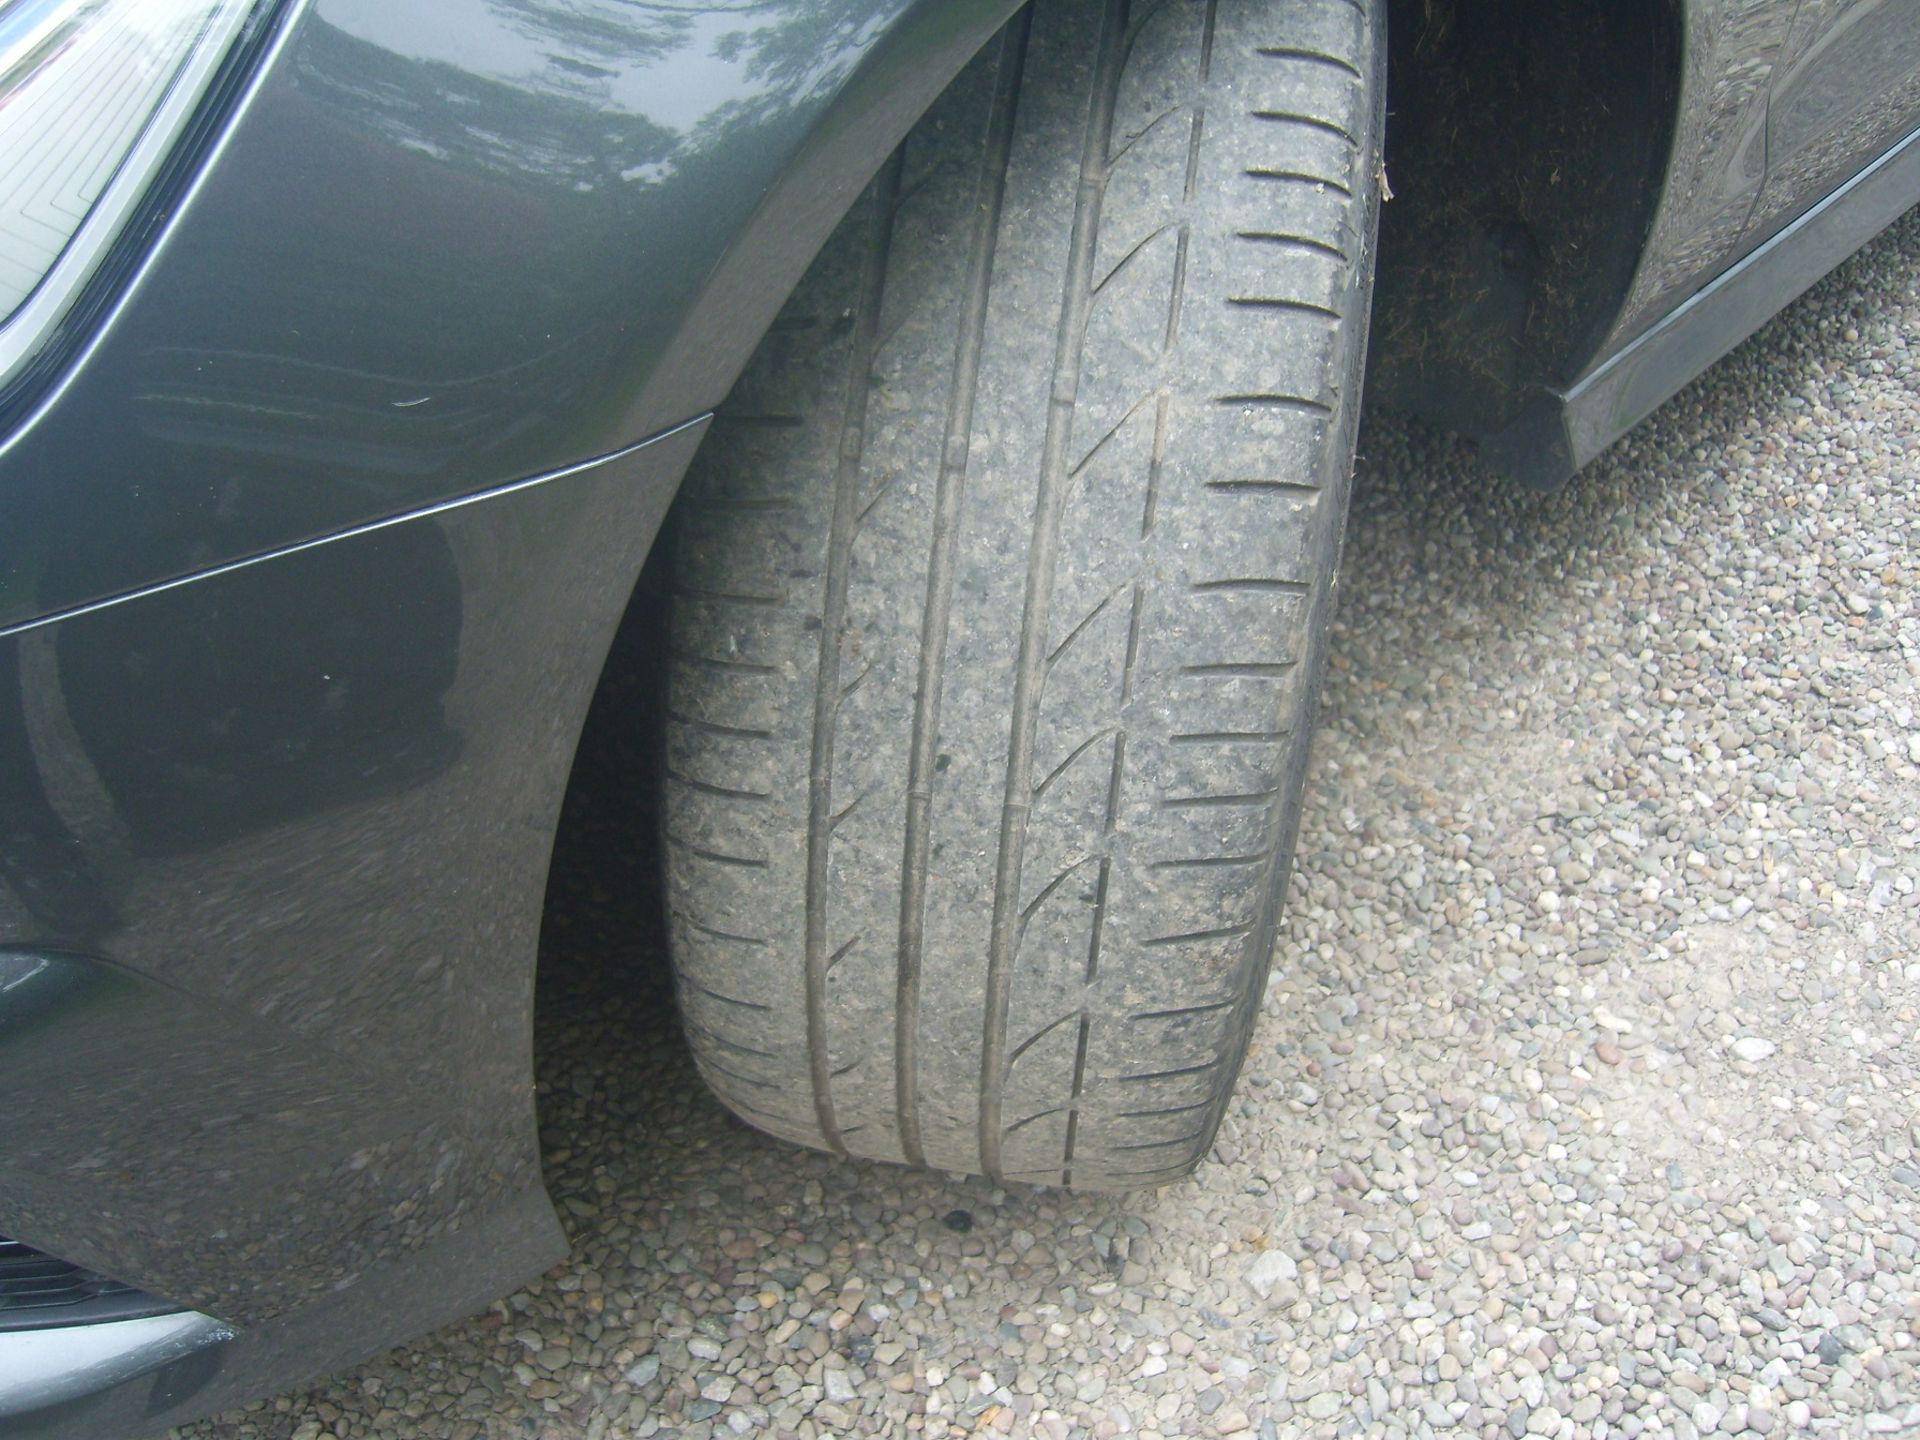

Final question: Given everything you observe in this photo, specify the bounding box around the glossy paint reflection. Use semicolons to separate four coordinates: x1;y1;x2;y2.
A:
1596;0;1920;366
1600;0;1795;354
0;0;1023;1428
0;650;117;943
42;527;462;865
0;423;704;1344
0;0;1017;632
1747;0;1920;239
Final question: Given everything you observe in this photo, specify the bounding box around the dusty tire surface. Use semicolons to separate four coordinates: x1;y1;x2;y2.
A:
664;0;1384;1189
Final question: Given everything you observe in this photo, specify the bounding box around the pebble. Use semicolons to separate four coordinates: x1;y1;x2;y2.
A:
822;1369;858;1404
1243;1248;1297;1298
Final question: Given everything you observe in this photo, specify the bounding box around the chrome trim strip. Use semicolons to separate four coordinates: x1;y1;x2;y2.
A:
0;1310;230;1418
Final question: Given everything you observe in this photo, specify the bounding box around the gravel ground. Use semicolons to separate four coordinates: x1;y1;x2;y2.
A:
178;206;1920;1440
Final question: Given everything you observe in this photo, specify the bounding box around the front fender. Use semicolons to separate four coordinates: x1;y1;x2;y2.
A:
0;0;1022;633
0;0;1023;1432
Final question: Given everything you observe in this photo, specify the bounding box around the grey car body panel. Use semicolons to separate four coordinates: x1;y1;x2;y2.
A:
1587;0;1919;361
0;0;1020;634
5;1189;567;1438
1484;0;1920;482
1;0;1917;1432
0;0;1019;1431
1748;0;1920;241
0;417;703;1434
1598;0;1798;359
1481;116;1920;485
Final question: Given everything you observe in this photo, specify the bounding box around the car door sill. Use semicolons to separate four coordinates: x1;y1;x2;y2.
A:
1481;117;1920;488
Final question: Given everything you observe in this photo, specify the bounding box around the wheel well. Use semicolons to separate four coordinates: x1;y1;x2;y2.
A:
1367;0;1684;439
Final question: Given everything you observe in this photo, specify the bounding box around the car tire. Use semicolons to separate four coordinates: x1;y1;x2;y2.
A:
664;0;1383;1189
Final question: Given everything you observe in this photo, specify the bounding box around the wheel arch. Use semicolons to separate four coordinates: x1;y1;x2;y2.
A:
1365;0;1687;450
622;0;1029;438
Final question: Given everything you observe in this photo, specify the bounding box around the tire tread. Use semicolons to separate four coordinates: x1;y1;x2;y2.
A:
665;0;1383;1189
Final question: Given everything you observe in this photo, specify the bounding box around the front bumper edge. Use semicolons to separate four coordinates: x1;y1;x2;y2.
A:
0;1310;232;1423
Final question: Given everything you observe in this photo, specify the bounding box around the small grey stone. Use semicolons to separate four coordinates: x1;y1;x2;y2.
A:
822;1368;858;1404
1305;1392;1341;1421
1244;1249;1298;1298
1830;1324;1871;1353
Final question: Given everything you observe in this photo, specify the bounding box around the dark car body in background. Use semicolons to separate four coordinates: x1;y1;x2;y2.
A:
1;0;1916;1433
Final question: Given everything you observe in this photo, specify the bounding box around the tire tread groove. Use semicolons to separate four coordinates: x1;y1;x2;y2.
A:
800;151;905;1156
895;16;1033;1168
978;0;1131;1183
